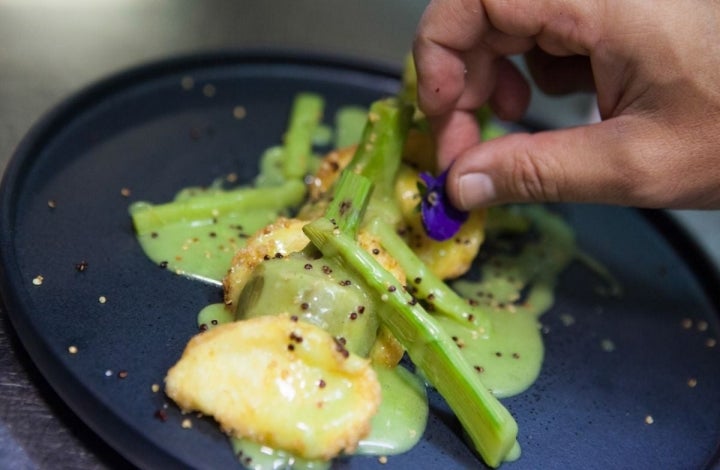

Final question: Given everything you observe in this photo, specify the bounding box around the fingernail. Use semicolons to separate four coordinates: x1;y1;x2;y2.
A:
458;173;496;208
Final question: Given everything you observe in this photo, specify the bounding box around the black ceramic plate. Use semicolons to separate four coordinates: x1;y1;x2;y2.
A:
1;52;719;469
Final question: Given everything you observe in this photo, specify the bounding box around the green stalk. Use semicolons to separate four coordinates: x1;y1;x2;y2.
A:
398;54;418;107
323;170;374;239
303;217;518;468
369;220;491;332
283;92;324;180
345;98;412;203
130;180;305;236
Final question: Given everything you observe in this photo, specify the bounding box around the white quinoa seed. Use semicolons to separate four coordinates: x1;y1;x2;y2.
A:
98;296;107;304
600;339;615;352
687;378;698;388
378;456;388;464
232;106;247;119
151;383;160;393
706;338;717;348
32;275;44;286
68;345;78;354
120;187;131;197
645;415;654;425
181;418;192;429
180;76;194;90
202;84;216;97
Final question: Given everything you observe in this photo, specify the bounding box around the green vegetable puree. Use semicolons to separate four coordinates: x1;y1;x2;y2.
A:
444;205;576;398
131;203;278;284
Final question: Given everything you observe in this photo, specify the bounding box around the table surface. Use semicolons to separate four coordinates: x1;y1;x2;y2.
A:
1;1;718;469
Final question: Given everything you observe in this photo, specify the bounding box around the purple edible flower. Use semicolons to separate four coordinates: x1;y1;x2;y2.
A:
419;169;468;241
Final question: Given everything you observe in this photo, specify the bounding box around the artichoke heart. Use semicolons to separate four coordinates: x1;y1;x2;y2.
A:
165;314;381;460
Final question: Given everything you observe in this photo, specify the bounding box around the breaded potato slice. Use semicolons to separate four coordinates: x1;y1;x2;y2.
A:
306;145;356;201
223;218;407;314
395;164;487;280
223;218;309;310
165;314;381;460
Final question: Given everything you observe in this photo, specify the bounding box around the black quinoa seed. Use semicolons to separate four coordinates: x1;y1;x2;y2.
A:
154;409;168;422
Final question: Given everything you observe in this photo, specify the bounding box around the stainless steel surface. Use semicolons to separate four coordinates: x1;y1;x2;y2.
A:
0;1;718;469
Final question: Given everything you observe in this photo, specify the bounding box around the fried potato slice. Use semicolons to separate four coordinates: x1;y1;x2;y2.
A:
223;217;408;315
223;217;310;310
165;314;381;460
395;164;487;280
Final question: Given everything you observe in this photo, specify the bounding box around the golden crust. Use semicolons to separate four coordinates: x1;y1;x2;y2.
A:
165;314;381;460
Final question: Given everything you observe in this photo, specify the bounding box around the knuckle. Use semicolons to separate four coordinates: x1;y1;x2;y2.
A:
509;144;563;202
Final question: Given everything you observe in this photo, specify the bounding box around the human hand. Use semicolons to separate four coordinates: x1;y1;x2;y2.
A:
413;0;720;209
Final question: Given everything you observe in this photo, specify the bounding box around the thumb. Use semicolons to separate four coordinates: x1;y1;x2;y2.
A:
446;117;670;209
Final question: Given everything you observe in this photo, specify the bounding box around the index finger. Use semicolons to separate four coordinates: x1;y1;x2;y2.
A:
413;0;601;116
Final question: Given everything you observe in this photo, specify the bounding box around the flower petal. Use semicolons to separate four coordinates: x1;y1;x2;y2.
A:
419;169;468;241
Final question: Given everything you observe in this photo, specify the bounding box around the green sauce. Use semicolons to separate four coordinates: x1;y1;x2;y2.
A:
443;205;576;397
356;365;428;456
197;302;234;329
132;203;278;284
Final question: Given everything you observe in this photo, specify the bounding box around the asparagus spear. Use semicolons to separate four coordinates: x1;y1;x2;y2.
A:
282;92;324;180
304;211;518;468
368;219;492;332
307;97;516;466
131;93;322;236
130;180;305;236
338;96;493;331
322;170;373;239
344;97;412;226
